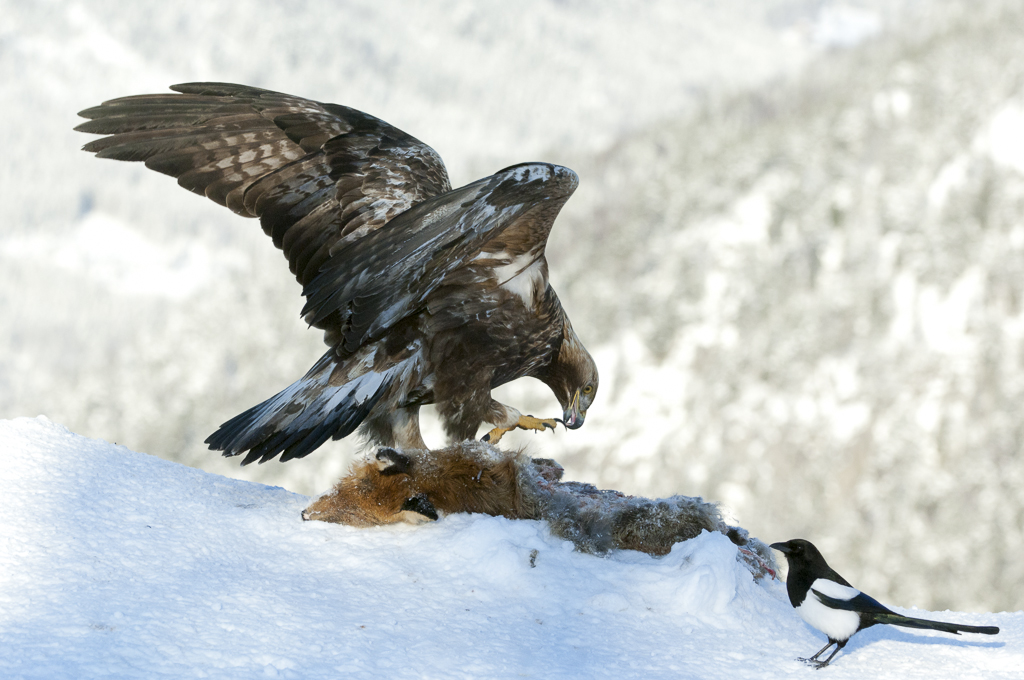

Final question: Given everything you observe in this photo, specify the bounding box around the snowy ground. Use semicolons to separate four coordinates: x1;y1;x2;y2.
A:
0;418;1018;679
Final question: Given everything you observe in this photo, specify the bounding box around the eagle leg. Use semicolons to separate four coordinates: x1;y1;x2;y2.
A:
482;415;559;444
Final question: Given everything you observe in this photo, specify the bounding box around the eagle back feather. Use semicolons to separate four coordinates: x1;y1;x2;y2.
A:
300;163;579;356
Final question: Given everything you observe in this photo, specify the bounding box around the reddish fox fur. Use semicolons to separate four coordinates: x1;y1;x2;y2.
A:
303;443;542;527
303;442;775;576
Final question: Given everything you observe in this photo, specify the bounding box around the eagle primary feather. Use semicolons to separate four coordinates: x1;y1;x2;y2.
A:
76;82;599;463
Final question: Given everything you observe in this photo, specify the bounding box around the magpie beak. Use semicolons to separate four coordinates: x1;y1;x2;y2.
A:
771;539;998;669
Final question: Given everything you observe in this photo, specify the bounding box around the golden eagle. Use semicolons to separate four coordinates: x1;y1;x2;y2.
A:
76;83;598;464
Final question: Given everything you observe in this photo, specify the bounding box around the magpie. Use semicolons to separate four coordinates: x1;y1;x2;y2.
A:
770;539;998;669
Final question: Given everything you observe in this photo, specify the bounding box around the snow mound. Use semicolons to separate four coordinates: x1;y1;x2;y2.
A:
0;417;1016;679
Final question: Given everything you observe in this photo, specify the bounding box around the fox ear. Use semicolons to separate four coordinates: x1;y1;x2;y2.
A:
399;493;439;523
376;447;412;475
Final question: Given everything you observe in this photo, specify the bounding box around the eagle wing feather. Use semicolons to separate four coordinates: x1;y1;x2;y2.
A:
75;82;452;310
301;163;578;354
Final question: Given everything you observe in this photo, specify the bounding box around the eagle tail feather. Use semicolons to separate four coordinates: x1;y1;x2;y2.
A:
207;348;407;464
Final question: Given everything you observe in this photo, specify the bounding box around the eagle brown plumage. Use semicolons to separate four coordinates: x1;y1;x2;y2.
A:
76;82;599;464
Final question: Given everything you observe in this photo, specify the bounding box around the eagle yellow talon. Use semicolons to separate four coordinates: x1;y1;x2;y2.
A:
483;416;558;444
483;426;509;444
518;415;558;433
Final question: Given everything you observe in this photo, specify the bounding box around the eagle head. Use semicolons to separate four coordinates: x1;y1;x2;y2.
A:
546;320;599;430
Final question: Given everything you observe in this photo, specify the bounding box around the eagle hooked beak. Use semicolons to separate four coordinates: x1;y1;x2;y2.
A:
561;389;586;430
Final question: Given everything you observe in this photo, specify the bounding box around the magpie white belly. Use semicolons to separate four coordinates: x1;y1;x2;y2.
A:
796;579;862;641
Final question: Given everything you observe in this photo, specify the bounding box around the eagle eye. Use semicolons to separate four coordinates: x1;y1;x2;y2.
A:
582;385;593;395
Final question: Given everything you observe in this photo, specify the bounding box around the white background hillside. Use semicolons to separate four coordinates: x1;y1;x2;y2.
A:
1;417;1018;679
3;0;1024;616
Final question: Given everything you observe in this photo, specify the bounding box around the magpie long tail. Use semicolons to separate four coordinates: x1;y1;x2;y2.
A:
878;613;999;636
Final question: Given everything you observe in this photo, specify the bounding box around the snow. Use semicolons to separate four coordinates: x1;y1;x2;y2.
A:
1;417;1019;679
0;212;225;300
985;102;1024;174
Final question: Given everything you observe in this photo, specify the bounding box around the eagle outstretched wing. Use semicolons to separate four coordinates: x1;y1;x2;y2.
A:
77;83;598;463
76;82;452;302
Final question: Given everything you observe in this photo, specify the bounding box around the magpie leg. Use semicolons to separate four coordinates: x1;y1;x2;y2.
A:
811;648;841;669
809;641;846;669
798;641;835;664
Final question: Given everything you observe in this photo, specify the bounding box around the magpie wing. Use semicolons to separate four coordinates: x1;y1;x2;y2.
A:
811;588;896;617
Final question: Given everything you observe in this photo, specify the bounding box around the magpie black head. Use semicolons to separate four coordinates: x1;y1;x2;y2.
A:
770;539;831;572
770;538;853;606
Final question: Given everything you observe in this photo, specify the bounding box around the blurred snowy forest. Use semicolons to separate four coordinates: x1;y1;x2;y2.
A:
3;0;1023;613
